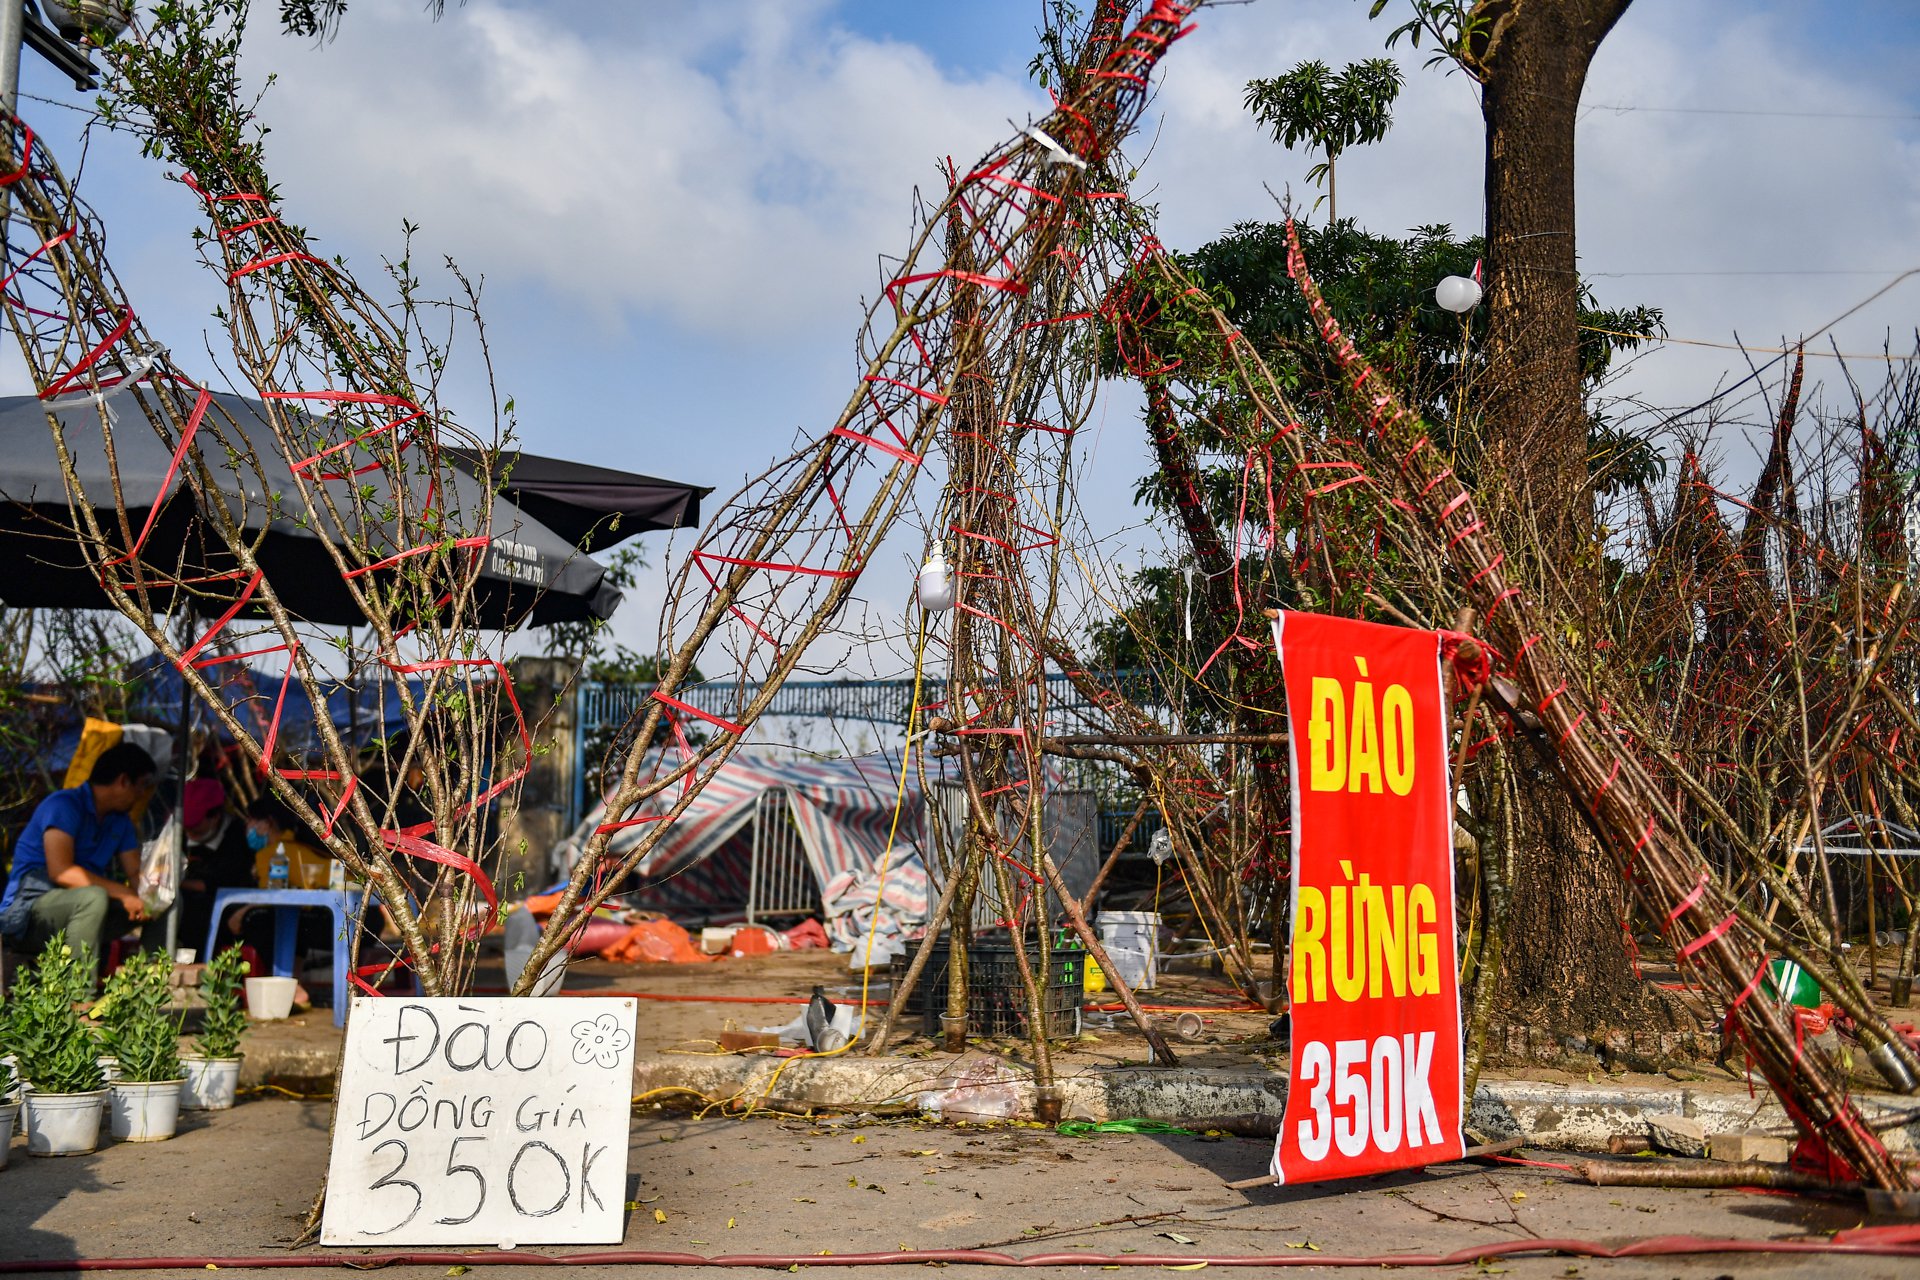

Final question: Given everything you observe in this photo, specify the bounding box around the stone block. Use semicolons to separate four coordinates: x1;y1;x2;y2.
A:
1707;1130;1791;1164
1645;1113;1708;1158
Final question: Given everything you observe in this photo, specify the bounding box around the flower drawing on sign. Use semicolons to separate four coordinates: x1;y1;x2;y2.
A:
571;1014;632;1068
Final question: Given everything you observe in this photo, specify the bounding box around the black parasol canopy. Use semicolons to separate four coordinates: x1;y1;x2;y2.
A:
0;389;677;628
446;447;709;554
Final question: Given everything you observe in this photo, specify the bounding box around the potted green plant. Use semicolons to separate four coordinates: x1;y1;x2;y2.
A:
95;952;186;1142
181;946;248;1111
0;1056;19;1170
3;937;107;1156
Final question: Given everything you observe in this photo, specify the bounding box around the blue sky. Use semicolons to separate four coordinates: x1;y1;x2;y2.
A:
7;0;1918;695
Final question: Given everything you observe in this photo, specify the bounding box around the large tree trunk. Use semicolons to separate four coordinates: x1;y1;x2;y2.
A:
1469;0;1651;1043
1475;0;1630;552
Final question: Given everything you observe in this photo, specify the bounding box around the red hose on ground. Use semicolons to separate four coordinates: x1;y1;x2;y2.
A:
3;1231;1916;1271
469;989;839;1005
468;989;1258;1014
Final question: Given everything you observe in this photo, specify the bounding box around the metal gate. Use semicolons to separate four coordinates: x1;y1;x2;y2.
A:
924;782;1098;933
745;788;816;923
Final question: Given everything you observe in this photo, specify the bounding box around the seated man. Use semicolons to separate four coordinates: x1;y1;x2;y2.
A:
0;742;157;974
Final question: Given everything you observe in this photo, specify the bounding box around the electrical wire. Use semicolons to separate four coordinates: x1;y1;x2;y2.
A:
1645;266;1920;430
721;614;932;1119
1579;324;1919;362
1583;103;1920;121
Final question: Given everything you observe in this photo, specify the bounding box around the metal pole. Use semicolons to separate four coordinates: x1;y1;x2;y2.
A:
164;631;190;957
0;1;23;118
570;683;590;833
0;2;24;242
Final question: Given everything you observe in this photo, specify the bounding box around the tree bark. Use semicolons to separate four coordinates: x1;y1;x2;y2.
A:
1473;0;1632;553
1468;0;1651;1041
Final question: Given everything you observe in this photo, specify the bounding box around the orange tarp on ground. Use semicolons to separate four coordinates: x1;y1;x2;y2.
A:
599;918;713;964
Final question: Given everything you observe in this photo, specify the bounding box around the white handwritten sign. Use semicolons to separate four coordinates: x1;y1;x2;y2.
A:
322;997;638;1247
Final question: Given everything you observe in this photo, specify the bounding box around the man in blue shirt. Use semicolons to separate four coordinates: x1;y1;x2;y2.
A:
0;742;157;971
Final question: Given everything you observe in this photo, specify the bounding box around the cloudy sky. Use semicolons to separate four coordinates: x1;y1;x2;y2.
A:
9;0;1918;677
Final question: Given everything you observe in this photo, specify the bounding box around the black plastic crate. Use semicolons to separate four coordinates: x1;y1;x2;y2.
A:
890;930;1083;1039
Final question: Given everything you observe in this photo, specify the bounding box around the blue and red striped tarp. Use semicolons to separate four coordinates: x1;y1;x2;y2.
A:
555;751;962;948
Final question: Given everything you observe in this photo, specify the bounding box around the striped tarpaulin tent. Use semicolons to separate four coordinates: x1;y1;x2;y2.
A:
553;751;965;948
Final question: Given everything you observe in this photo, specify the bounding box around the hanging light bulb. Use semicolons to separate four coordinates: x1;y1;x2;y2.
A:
1435;274;1483;314
917;548;955;612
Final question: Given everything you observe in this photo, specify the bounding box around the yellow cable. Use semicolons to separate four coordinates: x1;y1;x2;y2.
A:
741;612;932;1117
633;1085;723;1107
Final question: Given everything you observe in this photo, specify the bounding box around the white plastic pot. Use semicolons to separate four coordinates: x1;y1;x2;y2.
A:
97;1056;120;1084
0;1101;17;1168
109;1079;185;1142
1;1054;19;1138
179;1057;242;1111
1095;910;1163;991
23;1090;108;1156
245;976;298;1020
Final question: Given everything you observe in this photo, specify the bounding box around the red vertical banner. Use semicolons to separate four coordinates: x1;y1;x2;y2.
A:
1270;611;1465;1183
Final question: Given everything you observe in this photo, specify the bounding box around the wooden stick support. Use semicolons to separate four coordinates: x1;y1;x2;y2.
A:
1224;1138;1529;1190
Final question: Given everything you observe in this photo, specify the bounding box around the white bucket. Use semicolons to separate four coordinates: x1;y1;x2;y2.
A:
1;1054;18;1137
109;1079;186;1142
179;1057;242;1111
1095;910;1162;991
0;1102;16;1168
245;976;298;1020
97;1056;120;1084
23;1090;107;1156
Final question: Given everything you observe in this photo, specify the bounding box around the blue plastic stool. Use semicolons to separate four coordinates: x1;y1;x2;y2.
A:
206;888;365;1028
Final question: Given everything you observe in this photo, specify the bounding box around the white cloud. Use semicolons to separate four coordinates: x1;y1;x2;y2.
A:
8;0;1911;675
1135;1;1919;455
1574;7;1920;444
247;0;1047;338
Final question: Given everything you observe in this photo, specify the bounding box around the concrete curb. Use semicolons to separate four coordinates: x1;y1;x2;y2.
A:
632;1051;1920;1155
244;1037;1920;1156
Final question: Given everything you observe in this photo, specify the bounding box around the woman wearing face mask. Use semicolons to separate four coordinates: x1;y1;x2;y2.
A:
221;796;335;1005
242;794;332;889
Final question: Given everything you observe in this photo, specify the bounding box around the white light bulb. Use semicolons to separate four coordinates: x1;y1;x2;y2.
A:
917;550;955;612
1435;275;1483;314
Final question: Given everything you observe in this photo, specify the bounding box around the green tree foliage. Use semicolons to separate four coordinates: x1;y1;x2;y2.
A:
1172;219;1662;479
1089;223;1663;686
1244;58;1402;222
276;0;458;41
541;545;651;681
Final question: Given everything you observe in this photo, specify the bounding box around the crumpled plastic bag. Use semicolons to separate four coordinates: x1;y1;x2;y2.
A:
137;811;181;916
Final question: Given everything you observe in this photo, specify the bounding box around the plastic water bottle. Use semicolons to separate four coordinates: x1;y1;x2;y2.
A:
328;858;347;893
268;841;291;890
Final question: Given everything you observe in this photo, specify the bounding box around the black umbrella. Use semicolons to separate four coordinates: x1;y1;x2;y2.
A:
445;447;710;554
0;389;624;627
